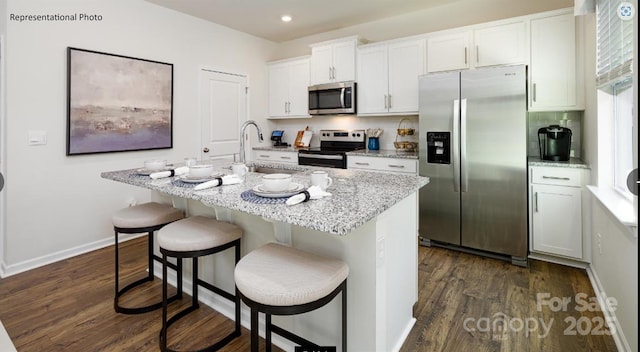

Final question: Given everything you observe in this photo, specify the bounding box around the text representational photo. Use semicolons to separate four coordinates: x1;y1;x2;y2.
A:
66;47;173;155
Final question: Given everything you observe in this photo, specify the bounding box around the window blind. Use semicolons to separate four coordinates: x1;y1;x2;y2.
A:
596;0;634;86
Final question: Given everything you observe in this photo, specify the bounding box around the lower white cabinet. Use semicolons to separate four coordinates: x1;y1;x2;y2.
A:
529;166;588;261
253;150;298;164
347;155;417;174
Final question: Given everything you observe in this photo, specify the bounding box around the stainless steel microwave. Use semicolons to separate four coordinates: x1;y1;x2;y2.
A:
308;81;357;115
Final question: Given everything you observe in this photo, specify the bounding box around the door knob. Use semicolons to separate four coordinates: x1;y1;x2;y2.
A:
203;147;209;153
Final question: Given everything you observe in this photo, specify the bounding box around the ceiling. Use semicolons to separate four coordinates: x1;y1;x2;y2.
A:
145;0;456;42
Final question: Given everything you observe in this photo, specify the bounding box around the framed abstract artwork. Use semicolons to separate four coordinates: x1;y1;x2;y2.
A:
66;47;173;155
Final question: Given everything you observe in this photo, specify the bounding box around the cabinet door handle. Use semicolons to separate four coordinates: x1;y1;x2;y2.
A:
388;164;405;169
542;176;571;181
388;95;392;109
355;162;370;166
384;95;388;109
476;45;479;63
533;83;537;102
464;47;468;65
332;67;336;80
259;154;270;158
534;192;539;212
280;156;292;160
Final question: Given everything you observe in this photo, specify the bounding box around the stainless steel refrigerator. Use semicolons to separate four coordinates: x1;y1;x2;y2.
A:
418;65;528;266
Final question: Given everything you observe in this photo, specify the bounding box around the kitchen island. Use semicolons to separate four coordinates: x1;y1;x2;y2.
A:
102;160;429;352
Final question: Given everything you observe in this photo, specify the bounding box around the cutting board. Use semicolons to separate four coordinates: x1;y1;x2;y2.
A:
294;130;313;148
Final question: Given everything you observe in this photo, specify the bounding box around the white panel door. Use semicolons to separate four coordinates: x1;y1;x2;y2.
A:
427;32;471;73
287;59;310;116
200;70;247;160
332;40;357;82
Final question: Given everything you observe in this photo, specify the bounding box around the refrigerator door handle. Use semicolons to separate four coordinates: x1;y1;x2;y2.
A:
461;98;468;192
453;99;461;192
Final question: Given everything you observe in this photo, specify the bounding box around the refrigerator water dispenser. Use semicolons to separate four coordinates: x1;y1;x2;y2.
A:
426;132;450;164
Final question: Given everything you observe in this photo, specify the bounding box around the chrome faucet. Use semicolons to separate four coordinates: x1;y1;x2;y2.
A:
239;120;264;164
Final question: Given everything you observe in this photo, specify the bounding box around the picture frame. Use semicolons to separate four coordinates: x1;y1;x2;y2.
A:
66;47;173;155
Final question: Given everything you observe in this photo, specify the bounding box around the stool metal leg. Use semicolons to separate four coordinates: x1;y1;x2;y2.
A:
266;313;272;352
250;308;259;352
114;226;181;315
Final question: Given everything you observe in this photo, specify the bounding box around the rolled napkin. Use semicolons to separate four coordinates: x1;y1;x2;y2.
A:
150;166;189;179
285;185;332;206
193;174;242;191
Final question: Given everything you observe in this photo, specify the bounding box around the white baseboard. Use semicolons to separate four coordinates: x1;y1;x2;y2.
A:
391;318;416;352
0;233;143;278
0;320;17;352
586;265;630;352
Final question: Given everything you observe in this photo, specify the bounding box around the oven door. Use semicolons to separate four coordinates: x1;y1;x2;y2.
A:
298;152;346;169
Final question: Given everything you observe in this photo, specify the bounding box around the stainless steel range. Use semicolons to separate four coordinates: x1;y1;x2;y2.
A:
298;129;366;169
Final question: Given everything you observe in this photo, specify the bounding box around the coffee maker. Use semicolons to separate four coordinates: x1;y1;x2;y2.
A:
538;125;572;161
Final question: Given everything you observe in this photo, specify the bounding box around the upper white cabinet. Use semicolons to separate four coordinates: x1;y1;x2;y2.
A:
427;22;527;73
358;39;425;115
474;22;527;67
310;37;359;84
426;32;471;73
529;13;583;111
268;57;310;118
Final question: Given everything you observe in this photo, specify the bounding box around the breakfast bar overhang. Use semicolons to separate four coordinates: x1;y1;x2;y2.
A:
102;160;429;352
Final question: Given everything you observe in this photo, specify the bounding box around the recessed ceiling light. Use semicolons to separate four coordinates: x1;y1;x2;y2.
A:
281;15;292;22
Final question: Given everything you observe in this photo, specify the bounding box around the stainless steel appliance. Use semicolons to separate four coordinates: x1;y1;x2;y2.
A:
298;129;365;169
538;125;572;161
418;65;528;266
308;82;357;115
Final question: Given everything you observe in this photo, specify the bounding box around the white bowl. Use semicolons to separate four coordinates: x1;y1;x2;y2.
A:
189;164;214;178
144;159;166;171
261;173;292;192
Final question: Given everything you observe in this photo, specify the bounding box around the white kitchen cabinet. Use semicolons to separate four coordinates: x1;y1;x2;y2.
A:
529;13;583;111
347;155;418;174
253;149;298;164
268;57;310;118
310;37;358;84
473;22;527;67
529;166;587;260
358;39;425;115
426;31;471;73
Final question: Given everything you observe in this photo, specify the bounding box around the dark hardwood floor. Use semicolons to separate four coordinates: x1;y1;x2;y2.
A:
0;237;616;351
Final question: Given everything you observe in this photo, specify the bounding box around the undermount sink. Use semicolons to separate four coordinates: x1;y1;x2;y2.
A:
249;166;304;175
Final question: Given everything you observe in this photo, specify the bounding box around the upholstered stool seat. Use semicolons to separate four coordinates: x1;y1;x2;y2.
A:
158;215;242;352
113;202;185;315
235;242;349;352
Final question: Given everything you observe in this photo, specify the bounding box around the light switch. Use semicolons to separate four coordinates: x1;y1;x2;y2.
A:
28;130;47;145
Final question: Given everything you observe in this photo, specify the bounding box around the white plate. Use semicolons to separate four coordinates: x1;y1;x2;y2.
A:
252;183;305;198
136;167;172;176
179;172;223;183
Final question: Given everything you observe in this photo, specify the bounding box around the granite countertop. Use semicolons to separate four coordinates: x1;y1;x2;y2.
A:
101;160;429;236
346;149;418;160
528;156;590;169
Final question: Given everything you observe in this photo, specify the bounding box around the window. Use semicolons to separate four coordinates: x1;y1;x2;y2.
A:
596;0;635;199
612;80;634;199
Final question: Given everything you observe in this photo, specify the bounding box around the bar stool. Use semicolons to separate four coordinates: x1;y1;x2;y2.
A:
235;242;349;352
113;202;185;314
158;215;242;352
